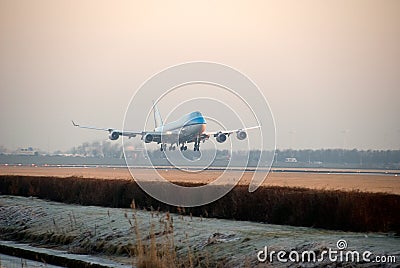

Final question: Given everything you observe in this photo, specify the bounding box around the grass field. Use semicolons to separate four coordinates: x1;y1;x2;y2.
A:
3;195;399;267
1;171;399;233
1;167;399;267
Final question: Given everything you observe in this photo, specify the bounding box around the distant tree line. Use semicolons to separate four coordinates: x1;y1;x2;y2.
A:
274;149;400;165
61;141;400;166
65;141;123;158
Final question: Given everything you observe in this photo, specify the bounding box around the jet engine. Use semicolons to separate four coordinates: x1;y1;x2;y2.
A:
109;131;120;141
144;134;154;143
236;130;247;140
216;133;227;143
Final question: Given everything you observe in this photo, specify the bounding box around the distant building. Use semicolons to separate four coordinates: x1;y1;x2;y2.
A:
16;147;39;156
285;157;297;163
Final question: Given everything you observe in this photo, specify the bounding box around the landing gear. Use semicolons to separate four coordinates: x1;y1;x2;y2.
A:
161;144;177;151
160;143;167;151
168;145;176;151
180;144;187;151
193;137;200;151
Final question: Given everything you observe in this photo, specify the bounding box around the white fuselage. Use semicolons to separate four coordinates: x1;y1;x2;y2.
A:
152;111;206;145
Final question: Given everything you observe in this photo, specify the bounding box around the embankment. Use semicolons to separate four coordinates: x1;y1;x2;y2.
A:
0;175;399;233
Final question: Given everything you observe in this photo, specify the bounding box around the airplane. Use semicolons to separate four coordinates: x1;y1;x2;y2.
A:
72;102;260;152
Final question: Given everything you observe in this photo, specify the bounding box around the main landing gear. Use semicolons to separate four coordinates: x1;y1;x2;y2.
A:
161;138;201;152
160;144;176;151
160;143;166;151
180;144;188;151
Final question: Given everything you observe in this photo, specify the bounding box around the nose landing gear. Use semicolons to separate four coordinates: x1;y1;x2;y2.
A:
193;137;200;151
169;145;176;151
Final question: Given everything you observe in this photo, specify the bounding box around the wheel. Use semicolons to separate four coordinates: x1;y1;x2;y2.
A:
161;144;166;151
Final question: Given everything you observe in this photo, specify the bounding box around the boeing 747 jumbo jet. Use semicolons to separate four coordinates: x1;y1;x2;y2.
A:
72;103;260;152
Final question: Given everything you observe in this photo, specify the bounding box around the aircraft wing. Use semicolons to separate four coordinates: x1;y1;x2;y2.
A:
202;125;261;140
140;130;181;143
71;121;144;138
72;121;181;142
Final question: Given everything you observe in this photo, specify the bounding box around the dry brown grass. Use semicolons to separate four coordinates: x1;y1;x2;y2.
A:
1;166;399;194
130;204;206;268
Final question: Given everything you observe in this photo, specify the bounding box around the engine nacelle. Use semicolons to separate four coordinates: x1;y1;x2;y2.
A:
144;134;154;143
109;131;120;140
216;133;227;143
236;130;247;140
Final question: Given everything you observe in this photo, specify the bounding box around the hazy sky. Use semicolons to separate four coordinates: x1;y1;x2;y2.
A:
1;0;399;151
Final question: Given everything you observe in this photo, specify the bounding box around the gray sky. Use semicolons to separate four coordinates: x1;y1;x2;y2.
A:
1;0;399;151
